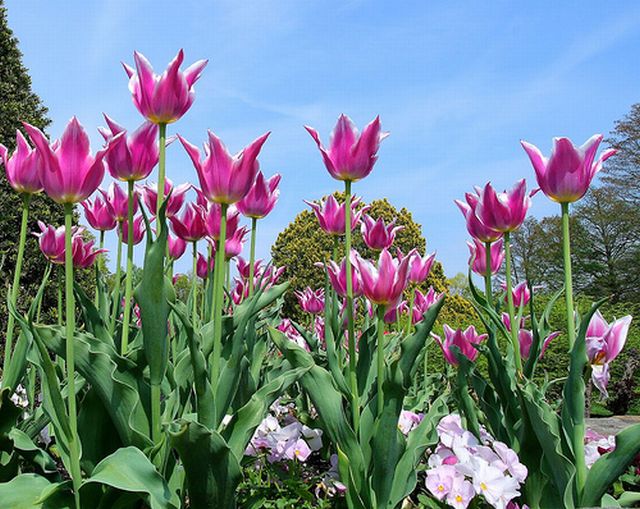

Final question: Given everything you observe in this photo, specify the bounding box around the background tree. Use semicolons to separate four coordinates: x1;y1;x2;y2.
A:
604;103;640;205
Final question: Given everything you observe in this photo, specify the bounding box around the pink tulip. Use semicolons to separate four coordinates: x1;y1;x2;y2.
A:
586;310;632;397
99;115;159;181
236;256;263;280
476;180;532;233
231;277;249;305
408;251;436;284
412;287;445;325
71;236;107;269
295;287;325;315
139;179;189;218
263;265;286;286
518;329;560;360
433;325;487;365
521;135;616;203
101;182;138;223
179;131;270;205
169;202;207;242
467;238;504;276
224;226;248;260
360;215;403;250
23;117;116;204
383;300;407;324
455;189;503;243
81;194;117;231
305;195;368;236
237;172;281;219
120;215;146;245
355;248;413;307
0;130;43;194
501;281;531;308
203;202;240;240
34;222;76;264
196;252;214;279
123;49;207;124
321;255;362;297
168;232;187;260
305;114;388;182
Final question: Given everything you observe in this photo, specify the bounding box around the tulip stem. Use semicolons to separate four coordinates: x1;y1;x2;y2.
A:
376;306;385;417
406;286;415;336
561;202;576;348
3;193;31;377
249;217;257;296
192;241;198;326
503;232;523;375
121;180;135;355
94;231;105;308
156;123;167;220
211;203;228;384
343;180;360;431
151;383;161;444
64;204;83;509
109;224;123;335
484;241;493;309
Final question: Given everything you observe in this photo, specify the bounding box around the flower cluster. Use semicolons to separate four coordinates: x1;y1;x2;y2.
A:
584;429;616;468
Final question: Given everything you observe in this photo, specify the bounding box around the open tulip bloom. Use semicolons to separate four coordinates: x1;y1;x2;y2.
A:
360;215;403;250
305;194;367;236
433;325;488;365
295;287;325;315
0;129;43;195
140;179;190;218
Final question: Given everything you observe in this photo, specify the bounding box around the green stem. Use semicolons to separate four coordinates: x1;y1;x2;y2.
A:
503;232;523;375
64;204;83;509
156;123;167;220
561;203;576;348
3;194;31;375
57;268;63;326
406;286;415;336
249;217;257;296
192;241;198;326
151;383;161;444
484;241;493;309
211;203;228;384
94;231;105;308
121;181;135;355
343;180;360;430
109;225;123;335
376;306;385;417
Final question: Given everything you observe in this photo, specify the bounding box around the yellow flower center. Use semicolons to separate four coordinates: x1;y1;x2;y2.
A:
456;495;463;502
480;482;488;491
438;484;445;492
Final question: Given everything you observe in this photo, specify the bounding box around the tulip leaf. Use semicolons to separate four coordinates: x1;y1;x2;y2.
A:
0;474;70;509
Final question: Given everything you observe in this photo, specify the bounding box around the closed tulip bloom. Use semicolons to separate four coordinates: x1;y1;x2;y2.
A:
34;221;77;264
179;130;270;205
433;325;487;365
204;202;240;240
355;248;413;307
236;256;263;280
501;281;531;308
383;300;407;324
360;215;403;250
455;190;502;243
99;115;159;181
237;172;281;219
81;193;117;231
23;117;116;204
167;232;187;260
120;214;146;245
169;202;207;242
412;287;445;325
518;329;560;361
476;180;531;233
196;251;214;279
295;287;325;314
305;195;368;236
140;179;190;218
0;130;43;194
320;255;362;297
224;226;248;260
408;251;437;284
71;236;107;269
467;238;504;276
101;182;138;223
123;49;207;124
586;310;632;397
305;114;388;182
521;135;616;204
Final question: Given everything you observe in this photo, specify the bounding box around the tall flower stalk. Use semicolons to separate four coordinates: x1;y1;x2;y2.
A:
156;124;167;219
211;203;228;382
376;305;385;416
109;226;123;335
484;241;493;308
248;218;257;296
121;181;136;354
561;203;576;348
192;241;198;325
503;233;522;374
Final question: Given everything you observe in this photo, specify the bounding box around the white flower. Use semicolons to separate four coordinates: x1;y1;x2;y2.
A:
471;459;521;509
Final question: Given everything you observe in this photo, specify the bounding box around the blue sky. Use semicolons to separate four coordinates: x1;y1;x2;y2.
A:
6;1;640;277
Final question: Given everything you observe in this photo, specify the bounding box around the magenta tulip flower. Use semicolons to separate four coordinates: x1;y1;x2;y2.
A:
355;248;413;307
305;114;388;182
518;329;560;361
179;131;270;205
140;179;190;218
295;287;325;315
383;300;407;324
586;310;632;397
320;255;362;297
99;115;159;181
101;182;139;223
81;194;117;231
305;195;368;236
476;180;532;233
455;189;503;243
467;238;504;276
501;281;531;308
521;135;616;204
71;236;107;269
237;172;281;219
120;214;146;245
34;221;76;264
0;130;43;195
224;226;248;260
433;325;487;365
203;202;240;240
196;252;214;279
169;202;207;242
360;215;403;251
412;287;445;325
123;49;207;124
236;256;263;280
23;117;116;204
168;232;187;261
408;251;436;284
